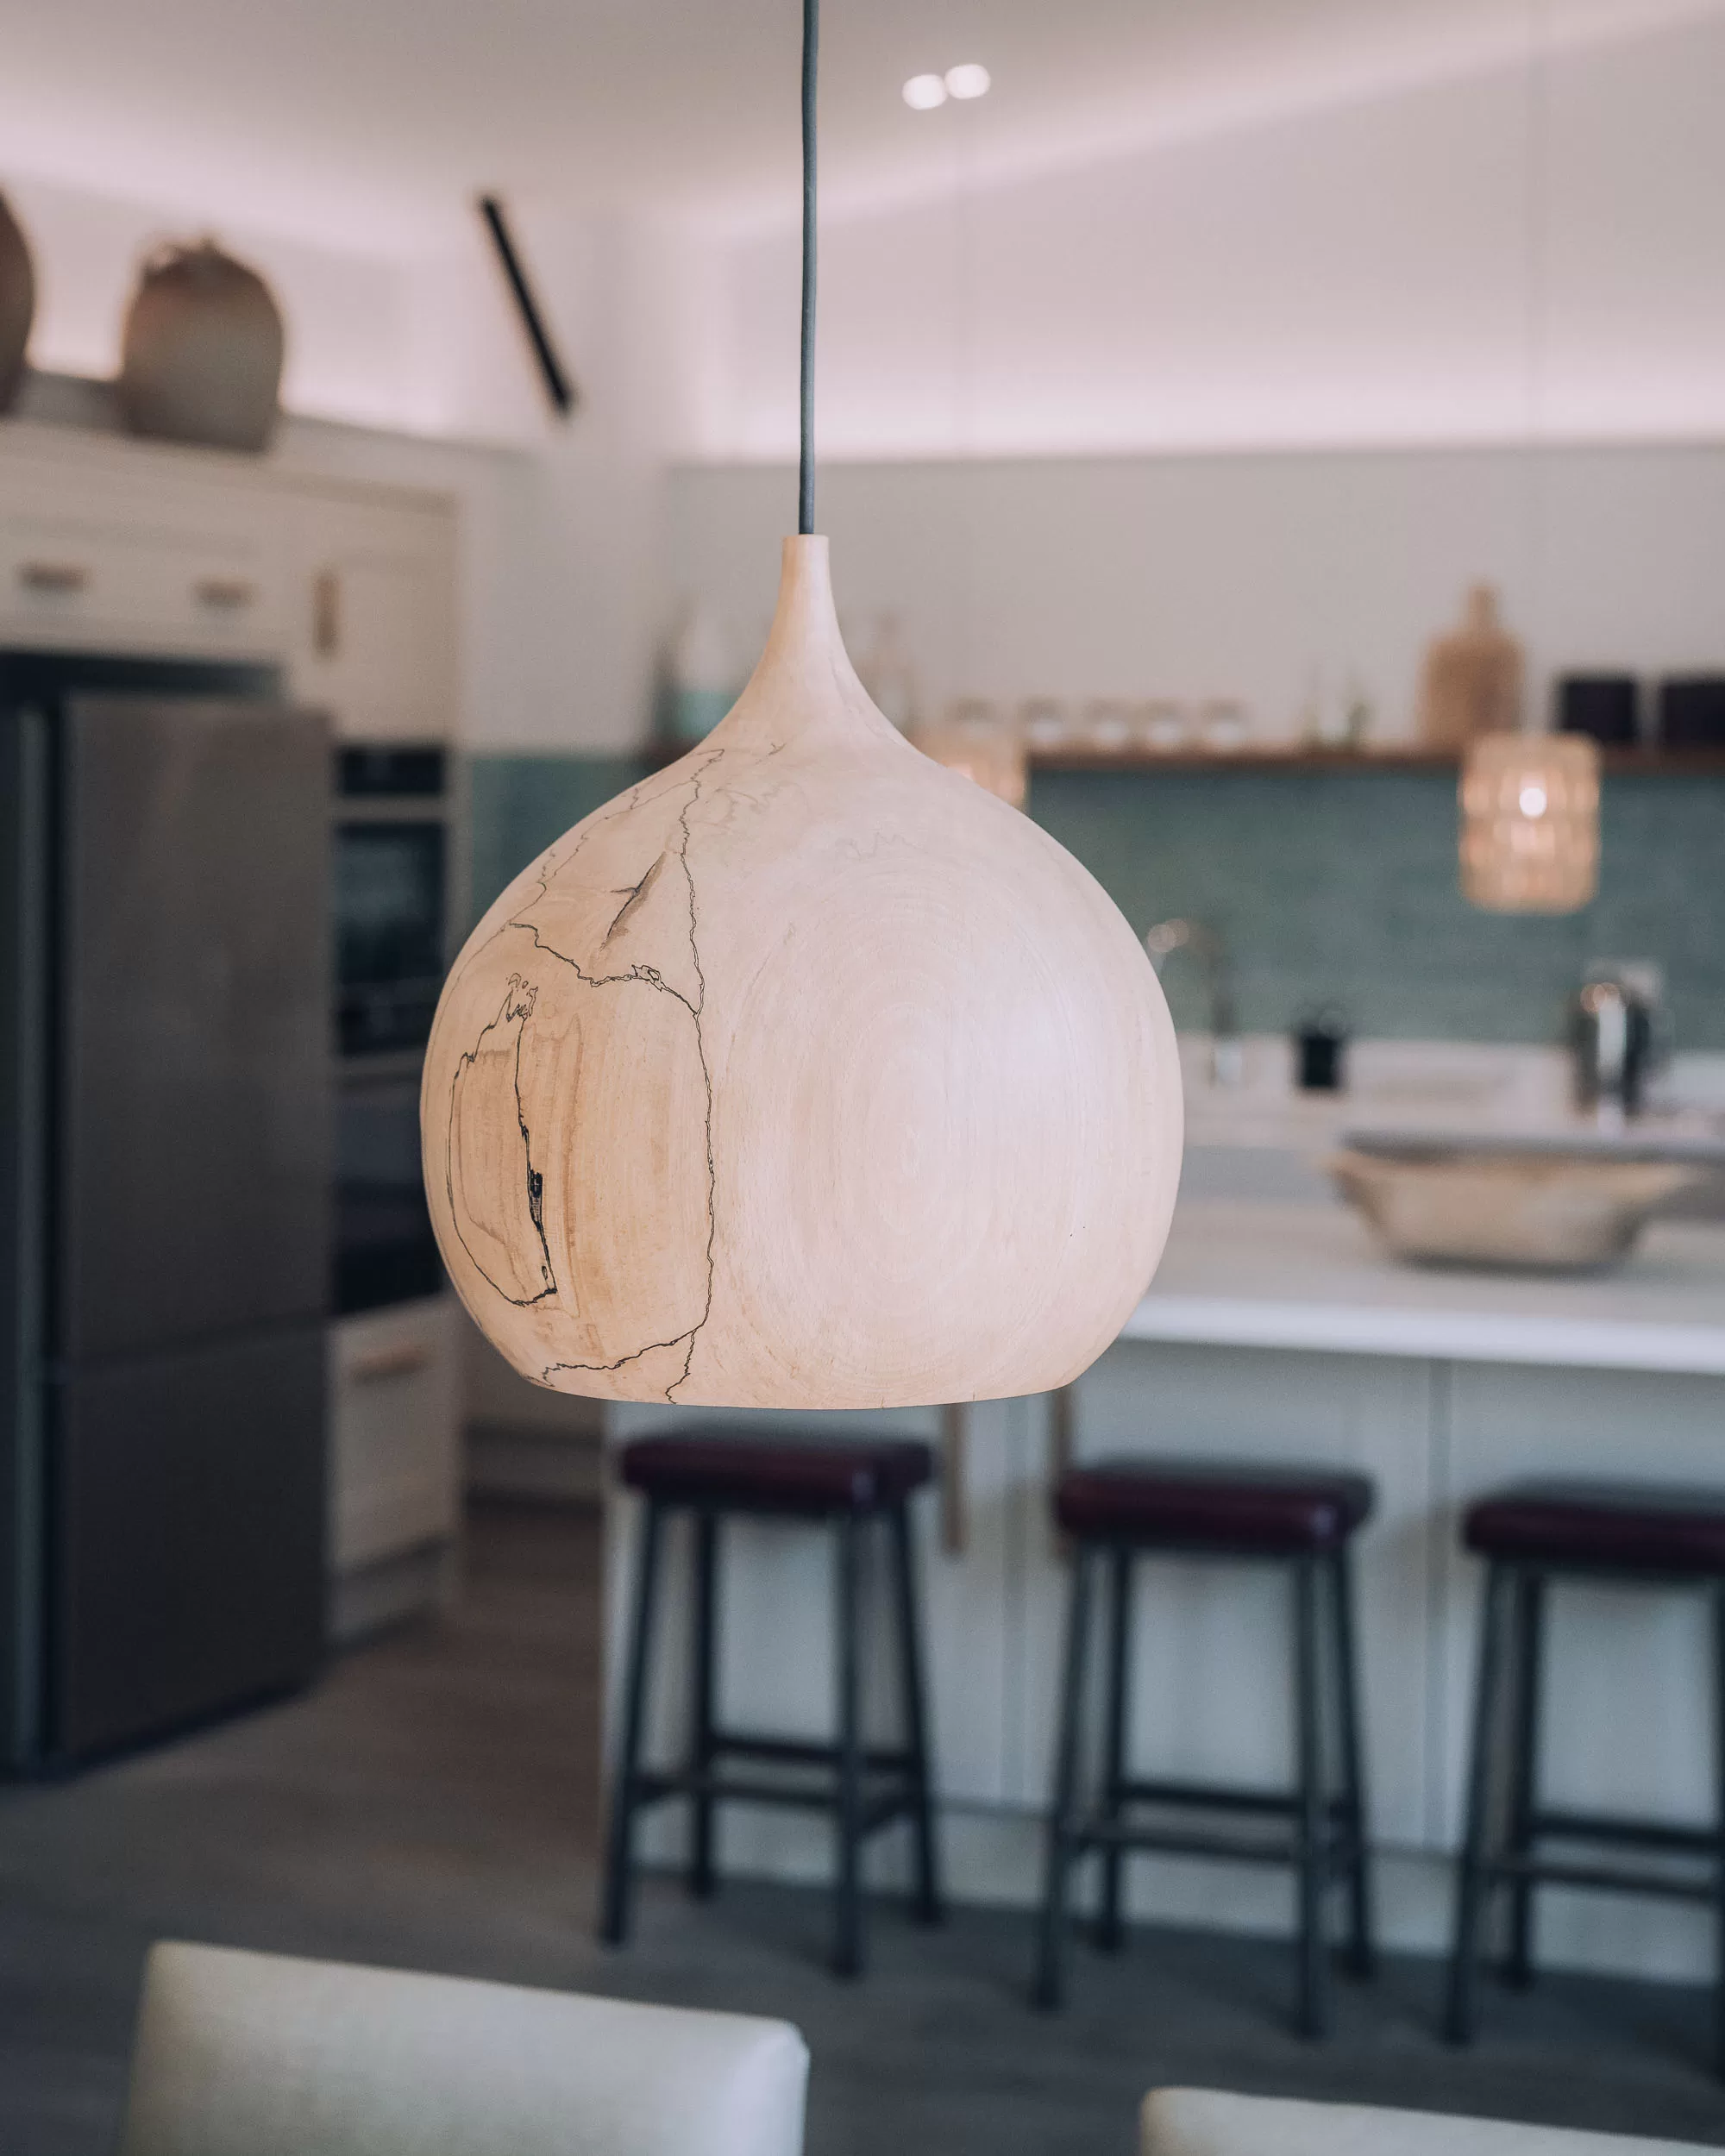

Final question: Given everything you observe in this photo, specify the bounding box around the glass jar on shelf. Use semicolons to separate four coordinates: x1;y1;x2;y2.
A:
1018;696;1070;752
1197;699;1251;754
1136;699;1190;753
1079;698;1133;752
911;698;1027;809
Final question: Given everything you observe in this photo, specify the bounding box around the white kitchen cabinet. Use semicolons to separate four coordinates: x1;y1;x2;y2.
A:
327;1296;462;1642
0;418;458;739
0;439;285;659
286;492;459;741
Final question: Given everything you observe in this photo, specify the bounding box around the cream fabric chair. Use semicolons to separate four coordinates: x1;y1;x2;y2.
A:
1143;2088;1716;2156
118;1941;808;2156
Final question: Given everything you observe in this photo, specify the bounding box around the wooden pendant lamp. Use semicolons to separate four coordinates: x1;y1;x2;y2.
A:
420;1;1183;1409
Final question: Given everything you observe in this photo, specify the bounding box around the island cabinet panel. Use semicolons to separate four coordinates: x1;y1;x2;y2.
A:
285;492;458;741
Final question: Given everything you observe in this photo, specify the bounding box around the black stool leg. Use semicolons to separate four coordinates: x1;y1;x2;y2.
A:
833;1509;865;1977
888;1501;943;1926
1446;1559;1511;2043
1328;1547;1375;1980
600;1496;665;1946
1034;1542;1095;2010
1711;1582;1725;2081
1097;1545;1133;1952
688;1507;719;1900
1504;1569;1546;1989
1293;1554;1331;2039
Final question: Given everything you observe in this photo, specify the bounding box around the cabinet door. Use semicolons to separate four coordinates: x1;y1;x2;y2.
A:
328;1296;461;1571
0;454;285;658
290;495;458;741
60;698;330;1358
52;1324;324;1761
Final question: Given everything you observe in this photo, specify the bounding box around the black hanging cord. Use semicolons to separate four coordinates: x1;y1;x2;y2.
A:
798;0;819;534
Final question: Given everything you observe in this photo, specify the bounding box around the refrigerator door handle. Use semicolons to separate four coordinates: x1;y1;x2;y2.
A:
348;1343;434;1384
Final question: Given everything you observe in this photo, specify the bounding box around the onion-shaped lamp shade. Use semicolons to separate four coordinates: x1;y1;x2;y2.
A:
422;538;1183;1408
1459;732;1600;914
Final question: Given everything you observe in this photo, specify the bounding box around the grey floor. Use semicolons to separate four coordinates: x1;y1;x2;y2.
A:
4;1500;1725;2154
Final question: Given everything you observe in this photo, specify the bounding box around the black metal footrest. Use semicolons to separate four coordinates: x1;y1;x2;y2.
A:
1113;1776;1362;1821
1484;1852;1718;1904
708;1728;916;1774
1065;1815;1358;1871
630;1767;913;1836
1525;1807;1722;1856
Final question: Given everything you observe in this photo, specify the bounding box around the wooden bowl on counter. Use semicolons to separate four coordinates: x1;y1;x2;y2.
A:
1327;1145;1702;1271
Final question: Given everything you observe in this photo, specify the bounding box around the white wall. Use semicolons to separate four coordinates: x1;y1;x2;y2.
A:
649;7;1725;748
662;442;1725;746
698;8;1725;461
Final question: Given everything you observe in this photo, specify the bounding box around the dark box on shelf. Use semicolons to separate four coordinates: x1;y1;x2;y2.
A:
1558;674;1639;743
1658;676;1725;747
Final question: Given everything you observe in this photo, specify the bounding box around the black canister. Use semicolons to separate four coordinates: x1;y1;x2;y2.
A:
1294;1007;1349;1093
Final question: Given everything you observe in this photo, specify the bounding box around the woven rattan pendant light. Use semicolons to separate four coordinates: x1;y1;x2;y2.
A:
1459;733;1600;913
420;1;1183;1408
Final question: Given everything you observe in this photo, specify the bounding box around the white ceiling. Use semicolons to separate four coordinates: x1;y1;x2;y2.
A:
0;0;1716;254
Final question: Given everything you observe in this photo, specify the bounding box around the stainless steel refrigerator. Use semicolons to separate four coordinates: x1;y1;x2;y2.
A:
1;653;330;1770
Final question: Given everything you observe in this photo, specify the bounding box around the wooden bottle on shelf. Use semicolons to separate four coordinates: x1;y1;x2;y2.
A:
1417;584;1522;751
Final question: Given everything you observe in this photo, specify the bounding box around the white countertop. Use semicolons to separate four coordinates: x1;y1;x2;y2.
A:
1126;1200;1725;1374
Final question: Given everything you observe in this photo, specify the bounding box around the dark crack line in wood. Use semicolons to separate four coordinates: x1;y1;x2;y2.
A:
541;1326;699;1386
603;854;665;944
664;760;718;1405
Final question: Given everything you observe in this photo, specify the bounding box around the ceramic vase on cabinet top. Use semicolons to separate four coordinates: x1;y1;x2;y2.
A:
117;240;285;454
0;190;35;414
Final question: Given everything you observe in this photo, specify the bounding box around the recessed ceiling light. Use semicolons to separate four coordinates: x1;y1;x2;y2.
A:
902;72;948;110
944;63;991;100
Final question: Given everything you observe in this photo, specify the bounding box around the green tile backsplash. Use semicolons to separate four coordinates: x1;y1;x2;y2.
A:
469;755;1725;1050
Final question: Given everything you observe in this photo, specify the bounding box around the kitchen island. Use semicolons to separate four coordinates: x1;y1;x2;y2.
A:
602;1194;1725;1984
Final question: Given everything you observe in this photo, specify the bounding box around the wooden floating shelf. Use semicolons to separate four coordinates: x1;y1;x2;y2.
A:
1026;746;1725;777
1029;748;1454;774
649;740;1725;778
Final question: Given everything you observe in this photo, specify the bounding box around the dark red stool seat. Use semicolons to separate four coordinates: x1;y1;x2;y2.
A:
621;1431;934;1515
1465;1480;1725;1576
1056;1458;1374;1554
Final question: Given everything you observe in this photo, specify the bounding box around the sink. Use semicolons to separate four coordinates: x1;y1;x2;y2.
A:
1327;1144;1702;1271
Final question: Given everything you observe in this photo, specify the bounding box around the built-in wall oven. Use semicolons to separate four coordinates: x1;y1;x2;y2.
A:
332;745;452;1315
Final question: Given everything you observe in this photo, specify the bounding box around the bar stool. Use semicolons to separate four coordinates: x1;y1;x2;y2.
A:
600;1429;942;1977
1446;1479;1725;2072
1034;1457;1377;2036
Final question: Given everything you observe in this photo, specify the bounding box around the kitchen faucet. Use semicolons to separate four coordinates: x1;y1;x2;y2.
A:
1145;918;1242;1087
